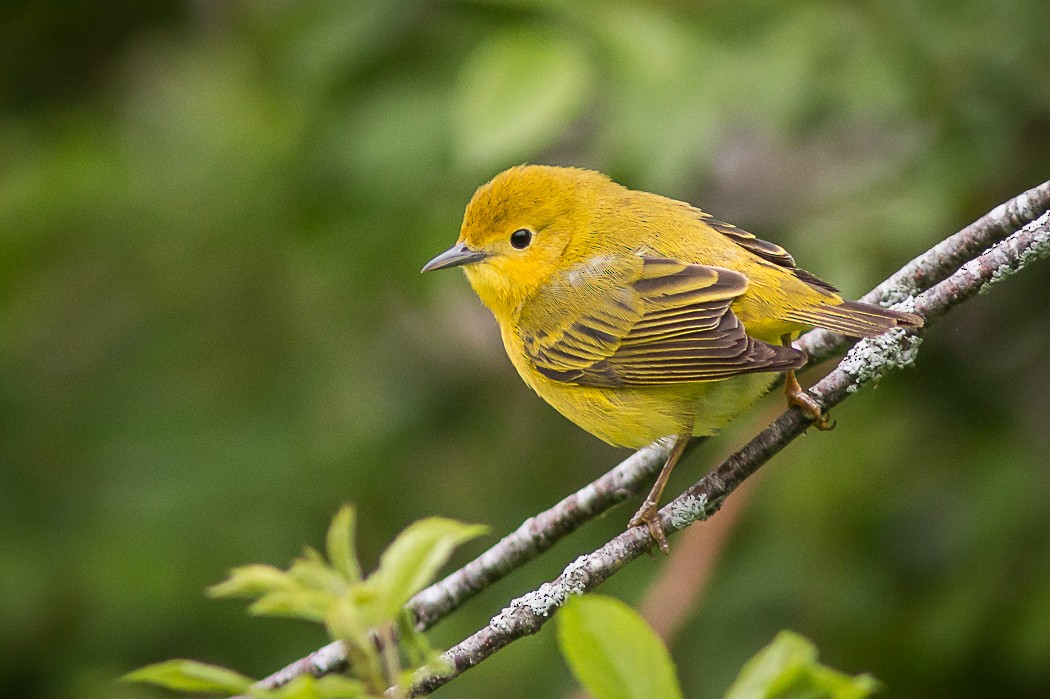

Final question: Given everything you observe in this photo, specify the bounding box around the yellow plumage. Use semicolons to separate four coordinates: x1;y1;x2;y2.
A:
423;165;921;550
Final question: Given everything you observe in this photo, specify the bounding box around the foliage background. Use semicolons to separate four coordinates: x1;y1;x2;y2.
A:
2;1;1049;697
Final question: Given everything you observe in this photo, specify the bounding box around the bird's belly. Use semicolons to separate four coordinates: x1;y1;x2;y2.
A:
524;371;778;449
501;325;778;448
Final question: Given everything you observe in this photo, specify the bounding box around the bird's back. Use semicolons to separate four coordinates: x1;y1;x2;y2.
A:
567;187;840;345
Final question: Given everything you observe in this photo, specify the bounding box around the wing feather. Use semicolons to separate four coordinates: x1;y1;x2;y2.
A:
520;256;806;387
700;214;841;294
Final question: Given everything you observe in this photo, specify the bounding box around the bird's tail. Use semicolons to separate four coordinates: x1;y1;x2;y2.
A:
783;300;923;339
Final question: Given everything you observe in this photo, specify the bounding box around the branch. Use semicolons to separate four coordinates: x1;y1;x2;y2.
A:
797;178;1050;359
409;208;1050;696
249;179;1050;692
638;474;757;643
248;442;681;689
410;439;683;628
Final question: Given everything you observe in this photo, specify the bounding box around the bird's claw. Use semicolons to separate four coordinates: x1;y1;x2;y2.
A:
629;505;670;554
787;389;835;430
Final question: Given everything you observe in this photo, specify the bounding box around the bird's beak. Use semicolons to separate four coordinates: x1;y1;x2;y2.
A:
421;243;489;272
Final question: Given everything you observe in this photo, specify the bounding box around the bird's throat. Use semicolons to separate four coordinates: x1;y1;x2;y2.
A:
463;263;530;324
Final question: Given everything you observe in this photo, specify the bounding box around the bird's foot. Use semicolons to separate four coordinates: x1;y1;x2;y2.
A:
781;362;835;431
629;502;670;554
786;386;835;430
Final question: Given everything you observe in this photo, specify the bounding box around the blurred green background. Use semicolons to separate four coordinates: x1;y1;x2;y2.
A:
3;1;1050;697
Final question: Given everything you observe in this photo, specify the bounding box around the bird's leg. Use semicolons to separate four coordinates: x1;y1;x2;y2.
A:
781;333;834;430
629;433;692;554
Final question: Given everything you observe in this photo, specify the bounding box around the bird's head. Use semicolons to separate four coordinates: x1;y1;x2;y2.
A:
422;165;617;318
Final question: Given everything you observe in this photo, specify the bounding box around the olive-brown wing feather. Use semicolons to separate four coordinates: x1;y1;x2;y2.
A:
701;215;841;294
521;256;806;387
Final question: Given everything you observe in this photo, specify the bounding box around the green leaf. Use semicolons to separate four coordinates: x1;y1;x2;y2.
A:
392;609;453;692
725;631;881;699
452;26;592;170
248;588;333;622
327;505;363;584
122;659;253;694
259;673;370;698
367;517;486;620
289;550;347;595
207;564;295;599
557;594;682;699
395;608;437;669
325;597;369;648
310;674;371;698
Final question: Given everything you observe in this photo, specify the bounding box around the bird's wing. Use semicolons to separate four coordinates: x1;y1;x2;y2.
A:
519;255;806;388
698;215;925;333
700;215;841;294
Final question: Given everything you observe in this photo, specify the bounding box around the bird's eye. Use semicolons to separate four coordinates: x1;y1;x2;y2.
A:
510;228;532;249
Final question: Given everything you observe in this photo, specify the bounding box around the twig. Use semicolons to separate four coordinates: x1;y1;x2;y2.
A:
408;211;1050;695
247;180;1050;692
379;624;403;699
410;439;680;628
797;178;1050;359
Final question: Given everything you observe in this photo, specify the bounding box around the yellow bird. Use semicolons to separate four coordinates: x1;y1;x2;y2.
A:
423;165;921;552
